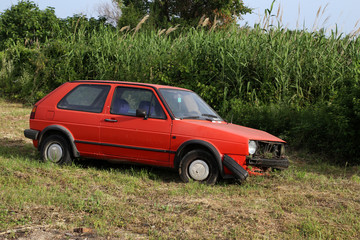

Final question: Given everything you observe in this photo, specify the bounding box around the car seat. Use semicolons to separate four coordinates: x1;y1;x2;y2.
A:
138;101;155;116
113;98;129;115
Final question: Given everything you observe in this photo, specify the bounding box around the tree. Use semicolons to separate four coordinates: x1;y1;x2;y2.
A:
115;0;251;28
0;0;60;49
97;0;122;26
169;0;251;26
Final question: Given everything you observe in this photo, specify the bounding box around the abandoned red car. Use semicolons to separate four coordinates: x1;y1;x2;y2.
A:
24;80;288;184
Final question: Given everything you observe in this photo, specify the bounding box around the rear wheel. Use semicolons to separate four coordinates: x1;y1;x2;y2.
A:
179;150;219;185
40;135;72;165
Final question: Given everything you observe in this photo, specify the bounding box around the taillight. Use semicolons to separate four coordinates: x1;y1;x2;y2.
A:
30;106;37;119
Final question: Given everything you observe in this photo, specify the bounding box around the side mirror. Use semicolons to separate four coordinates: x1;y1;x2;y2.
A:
136;109;147;119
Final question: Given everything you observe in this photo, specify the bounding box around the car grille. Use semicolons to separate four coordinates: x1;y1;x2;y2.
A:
251;141;285;159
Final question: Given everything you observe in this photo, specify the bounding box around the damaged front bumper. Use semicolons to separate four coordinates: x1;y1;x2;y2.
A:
221;141;289;181
247;157;289;169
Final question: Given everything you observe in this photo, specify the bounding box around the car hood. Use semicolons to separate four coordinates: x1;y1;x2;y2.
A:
173;120;285;143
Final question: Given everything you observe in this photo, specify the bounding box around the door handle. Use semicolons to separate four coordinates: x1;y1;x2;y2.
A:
104;118;118;122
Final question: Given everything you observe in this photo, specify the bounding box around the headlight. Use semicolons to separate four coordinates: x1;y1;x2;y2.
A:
248;140;257;155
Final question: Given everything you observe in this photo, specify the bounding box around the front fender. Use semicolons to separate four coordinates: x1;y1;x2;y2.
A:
174;140;224;176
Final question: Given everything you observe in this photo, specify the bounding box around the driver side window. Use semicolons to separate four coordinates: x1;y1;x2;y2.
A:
110;87;166;119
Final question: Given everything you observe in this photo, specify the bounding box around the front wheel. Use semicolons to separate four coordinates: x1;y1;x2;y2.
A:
179;150;219;185
40;135;72;165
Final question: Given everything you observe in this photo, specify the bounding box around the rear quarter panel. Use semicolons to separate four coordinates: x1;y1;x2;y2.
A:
30;82;110;157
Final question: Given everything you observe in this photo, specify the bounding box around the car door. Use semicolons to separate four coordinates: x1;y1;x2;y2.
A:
100;85;172;165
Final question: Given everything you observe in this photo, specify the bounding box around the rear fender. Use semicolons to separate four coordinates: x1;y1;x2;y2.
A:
38;125;80;158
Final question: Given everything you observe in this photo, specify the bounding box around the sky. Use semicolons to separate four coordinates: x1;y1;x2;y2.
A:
0;0;359;35
242;0;360;35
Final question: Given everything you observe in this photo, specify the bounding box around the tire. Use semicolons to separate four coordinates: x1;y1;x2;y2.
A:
179;150;219;185
40;135;72;165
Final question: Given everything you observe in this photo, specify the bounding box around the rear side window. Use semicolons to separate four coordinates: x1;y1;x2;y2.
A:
58;84;110;113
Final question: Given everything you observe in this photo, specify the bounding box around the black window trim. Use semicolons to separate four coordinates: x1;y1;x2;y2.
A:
71;81;177;119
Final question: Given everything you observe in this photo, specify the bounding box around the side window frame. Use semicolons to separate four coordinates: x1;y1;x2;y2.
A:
110;86;167;120
57;84;111;113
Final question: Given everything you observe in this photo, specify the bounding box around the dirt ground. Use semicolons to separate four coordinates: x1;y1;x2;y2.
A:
0;226;147;240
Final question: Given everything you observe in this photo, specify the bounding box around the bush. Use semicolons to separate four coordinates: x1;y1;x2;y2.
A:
230;97;360;164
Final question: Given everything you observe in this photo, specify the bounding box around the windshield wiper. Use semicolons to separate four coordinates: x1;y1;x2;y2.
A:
202;114;220;119
182;116;200;119
182;115;220;122
182;116;216;122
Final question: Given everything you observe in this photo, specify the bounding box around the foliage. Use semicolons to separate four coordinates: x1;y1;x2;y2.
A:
0;0;60;50
117;0;251;28
230;100;360;164
117;0;149;28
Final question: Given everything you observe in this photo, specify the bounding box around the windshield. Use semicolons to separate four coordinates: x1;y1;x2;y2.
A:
159;89;223;121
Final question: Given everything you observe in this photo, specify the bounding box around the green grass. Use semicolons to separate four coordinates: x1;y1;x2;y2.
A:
0;99;359;239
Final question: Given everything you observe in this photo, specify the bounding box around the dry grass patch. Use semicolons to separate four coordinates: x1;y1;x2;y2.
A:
0;99;31;141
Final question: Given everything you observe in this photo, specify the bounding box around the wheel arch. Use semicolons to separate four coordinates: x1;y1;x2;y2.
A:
38;125;80;158
174;140;223;176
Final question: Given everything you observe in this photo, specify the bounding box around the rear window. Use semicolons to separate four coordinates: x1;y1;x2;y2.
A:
57;84;110;113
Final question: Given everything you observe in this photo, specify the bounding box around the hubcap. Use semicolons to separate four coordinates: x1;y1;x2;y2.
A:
189;160;210;181
46;143;63;163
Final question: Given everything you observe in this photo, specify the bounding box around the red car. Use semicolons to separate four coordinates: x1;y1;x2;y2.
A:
24;81;288;184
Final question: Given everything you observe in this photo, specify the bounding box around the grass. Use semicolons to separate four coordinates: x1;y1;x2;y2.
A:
0;98;359;239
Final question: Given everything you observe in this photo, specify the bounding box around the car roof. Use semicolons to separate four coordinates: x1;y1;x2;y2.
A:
71;80;190;91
